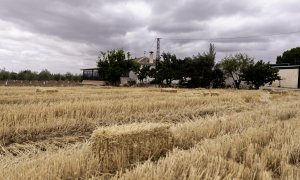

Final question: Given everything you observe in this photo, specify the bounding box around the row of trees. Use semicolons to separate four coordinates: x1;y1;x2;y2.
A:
276;47;300;65
141;44;225;88
220;53;280;89
0;69;82;82
97;45;280;89
97;50;139;85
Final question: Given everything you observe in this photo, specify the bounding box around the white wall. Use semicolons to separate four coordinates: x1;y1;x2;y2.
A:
130;65;156;84
129;71;138;81
272;69;299;88
120;77;130;85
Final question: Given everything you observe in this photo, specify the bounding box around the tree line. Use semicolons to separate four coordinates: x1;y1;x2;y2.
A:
0;69;82;82
276;47;300;65
97;44;280;89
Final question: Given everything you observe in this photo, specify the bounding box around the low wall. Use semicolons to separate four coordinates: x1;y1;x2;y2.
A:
81;80;106;86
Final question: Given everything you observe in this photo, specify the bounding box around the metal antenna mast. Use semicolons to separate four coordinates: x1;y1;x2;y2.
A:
156;38;161;67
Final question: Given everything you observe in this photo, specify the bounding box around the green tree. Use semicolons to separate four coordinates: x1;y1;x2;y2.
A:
18;70;38;81
53;73;63;81
156;53;182;85
65;72;74;81
10;72;18;80
241;60;280;89
38;69;52;81
185;44;216;88
276;47;300;65
0;68;10;80
136;65;150;83
151;44;217;88
211;64;225;88
220;53;254;89
97;49;139;85
72;74;82;82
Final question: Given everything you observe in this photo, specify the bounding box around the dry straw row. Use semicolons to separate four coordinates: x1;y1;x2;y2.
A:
160;88;177;93
114;119;300;180
36;88;59;93
1;99;299;179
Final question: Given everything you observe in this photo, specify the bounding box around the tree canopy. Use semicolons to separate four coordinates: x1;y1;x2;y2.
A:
148;44;220;88
97;49;139;85
0;68;81;82
94;46;281;90
136;65;151;83
211;64;225;88
153;53;183;85
219;53;254;89
276;47;300;65
186;44;216;88
241;60;280;89
0;68;10;81
38;69;52;81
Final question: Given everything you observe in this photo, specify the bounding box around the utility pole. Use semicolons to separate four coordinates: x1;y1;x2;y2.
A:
156;38;161;68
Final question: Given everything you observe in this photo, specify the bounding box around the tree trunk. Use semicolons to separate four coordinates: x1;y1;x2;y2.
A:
234;80;241;89
254;84;260;89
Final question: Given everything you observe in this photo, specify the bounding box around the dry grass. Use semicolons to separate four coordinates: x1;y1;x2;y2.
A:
113;110;300;180
0;143;101;180
0;86;299;179
161;88;178;93
0;87;271;145
269;90;289;95
36;88;59;93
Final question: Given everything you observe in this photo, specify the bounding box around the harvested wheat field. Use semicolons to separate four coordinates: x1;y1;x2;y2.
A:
0;86;300;180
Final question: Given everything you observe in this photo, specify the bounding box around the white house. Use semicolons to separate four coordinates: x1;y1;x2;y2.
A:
121;51;156;85
269;64;300;89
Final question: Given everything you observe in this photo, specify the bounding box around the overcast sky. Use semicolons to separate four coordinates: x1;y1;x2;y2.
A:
1;0;300;74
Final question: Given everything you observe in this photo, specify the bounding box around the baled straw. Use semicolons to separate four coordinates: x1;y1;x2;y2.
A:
91;123;174;173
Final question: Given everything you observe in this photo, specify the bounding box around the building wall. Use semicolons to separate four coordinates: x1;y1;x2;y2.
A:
120;77;130;85
129;71;138;82
82;69;100;80
128;65;156;84
272;69;299;88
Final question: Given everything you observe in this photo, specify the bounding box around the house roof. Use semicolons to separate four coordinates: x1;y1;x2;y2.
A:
273;65;300;69
135;57;155;66
80;68;98;71
271;63;290;67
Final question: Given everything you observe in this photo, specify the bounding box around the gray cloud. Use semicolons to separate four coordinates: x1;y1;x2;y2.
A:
0;0;143;44
0;0;300;73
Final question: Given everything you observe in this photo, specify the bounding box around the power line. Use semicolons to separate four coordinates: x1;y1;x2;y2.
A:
161;30;300;42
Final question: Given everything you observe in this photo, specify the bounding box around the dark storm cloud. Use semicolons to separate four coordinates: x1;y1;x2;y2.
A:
0;0;300;73
170;0;259;21
0;0;143;45
147;0;260;34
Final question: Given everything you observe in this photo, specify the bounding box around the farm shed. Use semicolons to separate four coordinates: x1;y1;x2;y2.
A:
80;68;106;85
81;68;100;81
271;64;300;88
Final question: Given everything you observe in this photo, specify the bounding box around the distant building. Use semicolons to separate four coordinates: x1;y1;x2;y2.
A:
270;64;300;89
121;51;156;85
81;68;100;81
223;63;300;89
81;51;156;85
